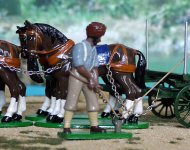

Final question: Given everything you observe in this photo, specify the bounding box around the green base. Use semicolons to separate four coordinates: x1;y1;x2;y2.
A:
0;120;33;128
25;113;103;122
34;118;149;129
25;114;45;121
34;120;63;128
58;131;133;140
122;122;149;129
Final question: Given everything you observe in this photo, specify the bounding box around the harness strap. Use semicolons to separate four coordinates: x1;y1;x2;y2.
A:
108;44;136;73
108;44;127;64
0;57;20;68
47;40;75;66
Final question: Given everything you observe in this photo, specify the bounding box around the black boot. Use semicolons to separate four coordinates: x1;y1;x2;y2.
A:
127;114;138;123
90;126;106;133
101;112;110;118
36;109;49;116
12;114;22;121
63;128;71;134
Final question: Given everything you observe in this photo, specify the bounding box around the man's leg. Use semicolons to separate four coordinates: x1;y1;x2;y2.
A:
63;75;83;134
83;85;106;133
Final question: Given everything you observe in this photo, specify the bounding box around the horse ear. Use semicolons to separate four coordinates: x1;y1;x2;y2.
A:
24;20;32;26
16;26;21;33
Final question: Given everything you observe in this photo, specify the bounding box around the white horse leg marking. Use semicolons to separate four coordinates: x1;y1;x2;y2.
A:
17;95;26;115
4;97;17;117
57;99;66;118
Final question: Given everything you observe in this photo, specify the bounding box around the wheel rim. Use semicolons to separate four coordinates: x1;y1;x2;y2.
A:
148;96;175;119
174;85;190;128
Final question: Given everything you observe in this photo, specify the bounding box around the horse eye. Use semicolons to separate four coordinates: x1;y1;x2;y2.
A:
27;36;32;40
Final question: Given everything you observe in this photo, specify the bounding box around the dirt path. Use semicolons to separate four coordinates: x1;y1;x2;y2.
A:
0;96;190;150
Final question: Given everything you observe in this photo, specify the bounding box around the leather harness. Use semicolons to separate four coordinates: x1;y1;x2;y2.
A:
109;44;136;73
0;41;21;68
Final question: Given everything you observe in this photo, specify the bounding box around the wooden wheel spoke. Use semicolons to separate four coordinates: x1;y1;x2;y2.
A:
179;107;189;114
180;95;189;102
165;106;168;116
179;110;190;120
158;105;165;114
184;91;190;100
154;102;163;109
178;102;189;107
149;95;175;119
169;105;174;115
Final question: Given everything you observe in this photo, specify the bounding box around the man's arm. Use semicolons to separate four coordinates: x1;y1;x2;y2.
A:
76;66;101;92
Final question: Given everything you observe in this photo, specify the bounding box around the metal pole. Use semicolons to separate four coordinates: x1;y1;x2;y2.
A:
183;21;188;74
146;19;149;69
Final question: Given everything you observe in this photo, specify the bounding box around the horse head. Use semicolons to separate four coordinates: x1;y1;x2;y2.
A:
16;21;44;83
16;26;28;59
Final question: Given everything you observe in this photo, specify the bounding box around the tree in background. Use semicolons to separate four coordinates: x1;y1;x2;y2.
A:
0;0;21;15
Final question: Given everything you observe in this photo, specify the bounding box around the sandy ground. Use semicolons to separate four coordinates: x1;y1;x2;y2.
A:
0;96;190;150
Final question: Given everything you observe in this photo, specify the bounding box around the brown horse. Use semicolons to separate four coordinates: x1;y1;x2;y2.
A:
0;40;26;122
17;20;146;123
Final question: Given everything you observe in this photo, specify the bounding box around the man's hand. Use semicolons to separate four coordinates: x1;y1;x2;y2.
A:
88;77;102;93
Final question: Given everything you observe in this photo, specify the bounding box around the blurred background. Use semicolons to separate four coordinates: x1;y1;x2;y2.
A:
0;0;190;86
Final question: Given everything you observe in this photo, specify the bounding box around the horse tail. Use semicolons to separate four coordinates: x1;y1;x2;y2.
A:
27;57;44;83
135;50;146;89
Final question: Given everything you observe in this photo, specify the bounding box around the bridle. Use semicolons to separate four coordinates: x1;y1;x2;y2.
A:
24;28;43;55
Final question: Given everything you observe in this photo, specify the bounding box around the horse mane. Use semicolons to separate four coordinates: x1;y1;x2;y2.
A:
33;23;68;44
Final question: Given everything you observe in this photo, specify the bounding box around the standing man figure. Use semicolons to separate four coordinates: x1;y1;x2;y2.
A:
63;22;107;134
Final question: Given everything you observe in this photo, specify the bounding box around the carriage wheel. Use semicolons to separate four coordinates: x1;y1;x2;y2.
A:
174;85;190;128
148;95;175;119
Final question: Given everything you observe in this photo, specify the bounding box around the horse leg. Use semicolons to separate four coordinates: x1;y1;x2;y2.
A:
114;73;143;123
36;78;55;116
112;72;138;120
101;95;116;117
47;76;68;123
0;70;19;122
100;75;122;118
12;76;26;121
0;78;6;115
131;81;143;116
43;78;56;117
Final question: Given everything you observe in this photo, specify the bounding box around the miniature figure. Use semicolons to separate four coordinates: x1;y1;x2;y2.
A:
0;40;26;122
17;21;75;123
17;20;147;126
63;22;107;134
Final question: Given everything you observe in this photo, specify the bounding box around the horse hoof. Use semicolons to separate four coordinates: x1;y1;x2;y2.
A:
127;114;138;123
1;116;12;122
52;116;63;123
36;109;49;116
110;110;120;117
46;114;54;122
12;114;22;121
101;112;110;118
